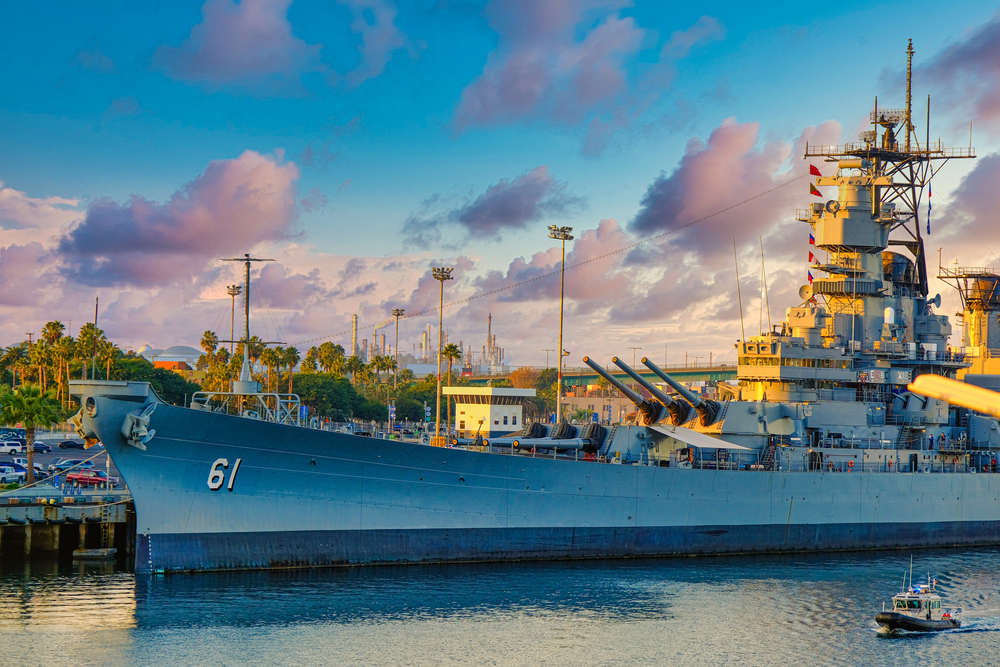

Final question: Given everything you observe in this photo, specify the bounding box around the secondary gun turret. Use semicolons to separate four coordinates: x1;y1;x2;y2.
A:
641;357;723;426
611;357;694;425
582;356;666;426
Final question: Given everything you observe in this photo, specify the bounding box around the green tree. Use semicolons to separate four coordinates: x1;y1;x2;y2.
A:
99;340;121;380
442;343;462;423
344;355;364;384
0;383;64;485
303;346;320;373
283;346;300;393
41;321;65;346
261;348;280;393
200;330;219;355
2;344;28;387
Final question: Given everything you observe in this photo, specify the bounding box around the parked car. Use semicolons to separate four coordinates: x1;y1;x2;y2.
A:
0;441;26;455
0;466;26;484
47;459;96;474
58;440;86;450
32;442;53;453
65;469;118;488
12;458;43;473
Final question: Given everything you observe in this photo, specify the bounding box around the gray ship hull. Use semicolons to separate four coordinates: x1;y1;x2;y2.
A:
83;393;1000;573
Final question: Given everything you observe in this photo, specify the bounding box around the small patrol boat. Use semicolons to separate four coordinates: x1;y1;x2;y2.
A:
875;568;962;632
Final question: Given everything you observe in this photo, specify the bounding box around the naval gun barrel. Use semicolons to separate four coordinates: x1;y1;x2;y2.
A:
582;356;666;426
641;357;722;426
611;356;694;425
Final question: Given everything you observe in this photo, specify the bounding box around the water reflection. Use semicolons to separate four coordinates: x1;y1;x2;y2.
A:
1;549;999;667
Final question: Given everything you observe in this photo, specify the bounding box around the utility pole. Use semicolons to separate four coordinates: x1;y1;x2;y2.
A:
432;267;453;444
227;285;243;353
548;225;574;423
628;346;642;367
392;308;405;389
92;297;98;380
542;349;554;367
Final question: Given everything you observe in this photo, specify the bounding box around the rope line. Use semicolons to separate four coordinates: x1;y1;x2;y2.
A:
294;174;806;346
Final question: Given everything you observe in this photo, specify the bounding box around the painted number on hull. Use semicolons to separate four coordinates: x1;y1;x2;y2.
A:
207;458;242;491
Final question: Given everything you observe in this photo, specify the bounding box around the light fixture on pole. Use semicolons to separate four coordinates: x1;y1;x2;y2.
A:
432;267;454;445
627;346;642;367
548;225;574;423
227;285;243;354
542;349;554;367
392;308;405;389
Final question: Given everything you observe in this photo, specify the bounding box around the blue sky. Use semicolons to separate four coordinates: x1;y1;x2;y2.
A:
2;0;999;365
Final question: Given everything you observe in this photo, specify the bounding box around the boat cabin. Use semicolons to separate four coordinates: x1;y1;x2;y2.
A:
891;583;948;622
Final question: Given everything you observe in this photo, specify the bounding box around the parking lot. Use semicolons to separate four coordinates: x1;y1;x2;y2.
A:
1;436;122;486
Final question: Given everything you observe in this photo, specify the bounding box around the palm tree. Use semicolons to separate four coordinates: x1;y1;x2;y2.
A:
0;383;63;485
41;321;65;346
442;343;463;429
304;346;320;373
30;340;51;389
344;355;363;385
100;340;121;380
2;344;28;387
398;368;415;384
200;330;219;355
54;336;77;407
260;348;280;393
283;347;300;393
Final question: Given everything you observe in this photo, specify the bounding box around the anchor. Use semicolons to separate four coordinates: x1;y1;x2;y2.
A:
121;403;157;450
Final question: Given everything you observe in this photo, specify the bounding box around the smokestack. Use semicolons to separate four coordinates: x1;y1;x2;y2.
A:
380;334;386;355
351;314;358;356
361;338;368;361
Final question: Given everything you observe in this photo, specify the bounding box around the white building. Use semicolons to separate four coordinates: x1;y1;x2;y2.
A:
443;387;535;438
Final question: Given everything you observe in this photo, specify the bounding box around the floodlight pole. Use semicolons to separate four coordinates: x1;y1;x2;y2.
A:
432;267;454;444
392;308;405;389
548;225;574;423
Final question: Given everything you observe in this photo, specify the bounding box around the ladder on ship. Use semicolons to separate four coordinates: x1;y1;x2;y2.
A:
603;424;620;460
757;439;776;471
716;399;732;424
896;419;913;449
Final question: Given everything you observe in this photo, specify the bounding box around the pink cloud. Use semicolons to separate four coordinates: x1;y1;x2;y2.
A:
340;0;409;87
58;150;299;287
921;12;1000;134
403;165;585;246
153;0;323;95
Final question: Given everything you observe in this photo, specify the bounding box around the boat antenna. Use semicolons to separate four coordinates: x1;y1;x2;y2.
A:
221;253;275;341
909;554;914;590
734;239;745;342
760;236;771;332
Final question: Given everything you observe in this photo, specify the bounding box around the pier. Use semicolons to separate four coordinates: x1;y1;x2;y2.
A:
0;487;135;564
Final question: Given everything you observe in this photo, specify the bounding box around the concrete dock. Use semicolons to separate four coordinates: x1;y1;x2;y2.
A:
0;486;135;564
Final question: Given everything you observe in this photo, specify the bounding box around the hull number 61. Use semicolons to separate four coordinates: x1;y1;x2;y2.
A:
208;458;242;491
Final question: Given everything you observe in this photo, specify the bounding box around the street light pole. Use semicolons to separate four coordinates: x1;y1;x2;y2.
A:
432;267;453;444
548;225;574;423
628;346;642;367
542;349;554;367
392;308;404;389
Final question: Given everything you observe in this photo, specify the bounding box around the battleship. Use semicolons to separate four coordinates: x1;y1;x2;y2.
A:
70;44;1000;573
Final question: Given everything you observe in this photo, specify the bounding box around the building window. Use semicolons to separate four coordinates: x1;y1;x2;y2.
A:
494;420;499;425
512;416;517;425
459;421;466;430
503;416;508;425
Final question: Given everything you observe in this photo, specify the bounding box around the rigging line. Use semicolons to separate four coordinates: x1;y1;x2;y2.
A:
293;173;807;346
253;277;287;346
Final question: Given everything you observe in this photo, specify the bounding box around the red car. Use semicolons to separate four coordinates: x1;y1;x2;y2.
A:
65;469;119;487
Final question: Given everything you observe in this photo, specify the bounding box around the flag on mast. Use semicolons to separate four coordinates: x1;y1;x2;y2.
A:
809;251;817;263
807;271;814;284
809;164;822;177
809;183;822;197
809;233;815;245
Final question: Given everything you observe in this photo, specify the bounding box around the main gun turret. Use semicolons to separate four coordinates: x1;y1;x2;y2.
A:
611;357;694;425
641;357;723;426
582;356;666;426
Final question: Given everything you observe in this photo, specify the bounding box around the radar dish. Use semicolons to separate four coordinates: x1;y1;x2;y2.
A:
931;293;942;308
825;200;840;214
798;285;814;301
858;130;876;143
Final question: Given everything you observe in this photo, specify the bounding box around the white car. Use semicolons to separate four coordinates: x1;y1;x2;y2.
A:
0;466;26;484
12;458;43;474
1;441;25;456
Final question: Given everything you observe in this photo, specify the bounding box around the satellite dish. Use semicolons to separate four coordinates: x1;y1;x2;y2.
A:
798;285;814;301
825;200;841;214
931;293;942;308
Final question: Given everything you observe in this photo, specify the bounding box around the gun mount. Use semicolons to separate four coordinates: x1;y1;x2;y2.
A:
641;357;722;426
582;356;666;426
611;356;694;425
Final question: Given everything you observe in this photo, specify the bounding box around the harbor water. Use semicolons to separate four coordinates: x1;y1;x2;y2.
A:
2;548;999;666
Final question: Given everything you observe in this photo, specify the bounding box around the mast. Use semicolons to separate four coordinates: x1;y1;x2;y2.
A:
221;253;275;342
